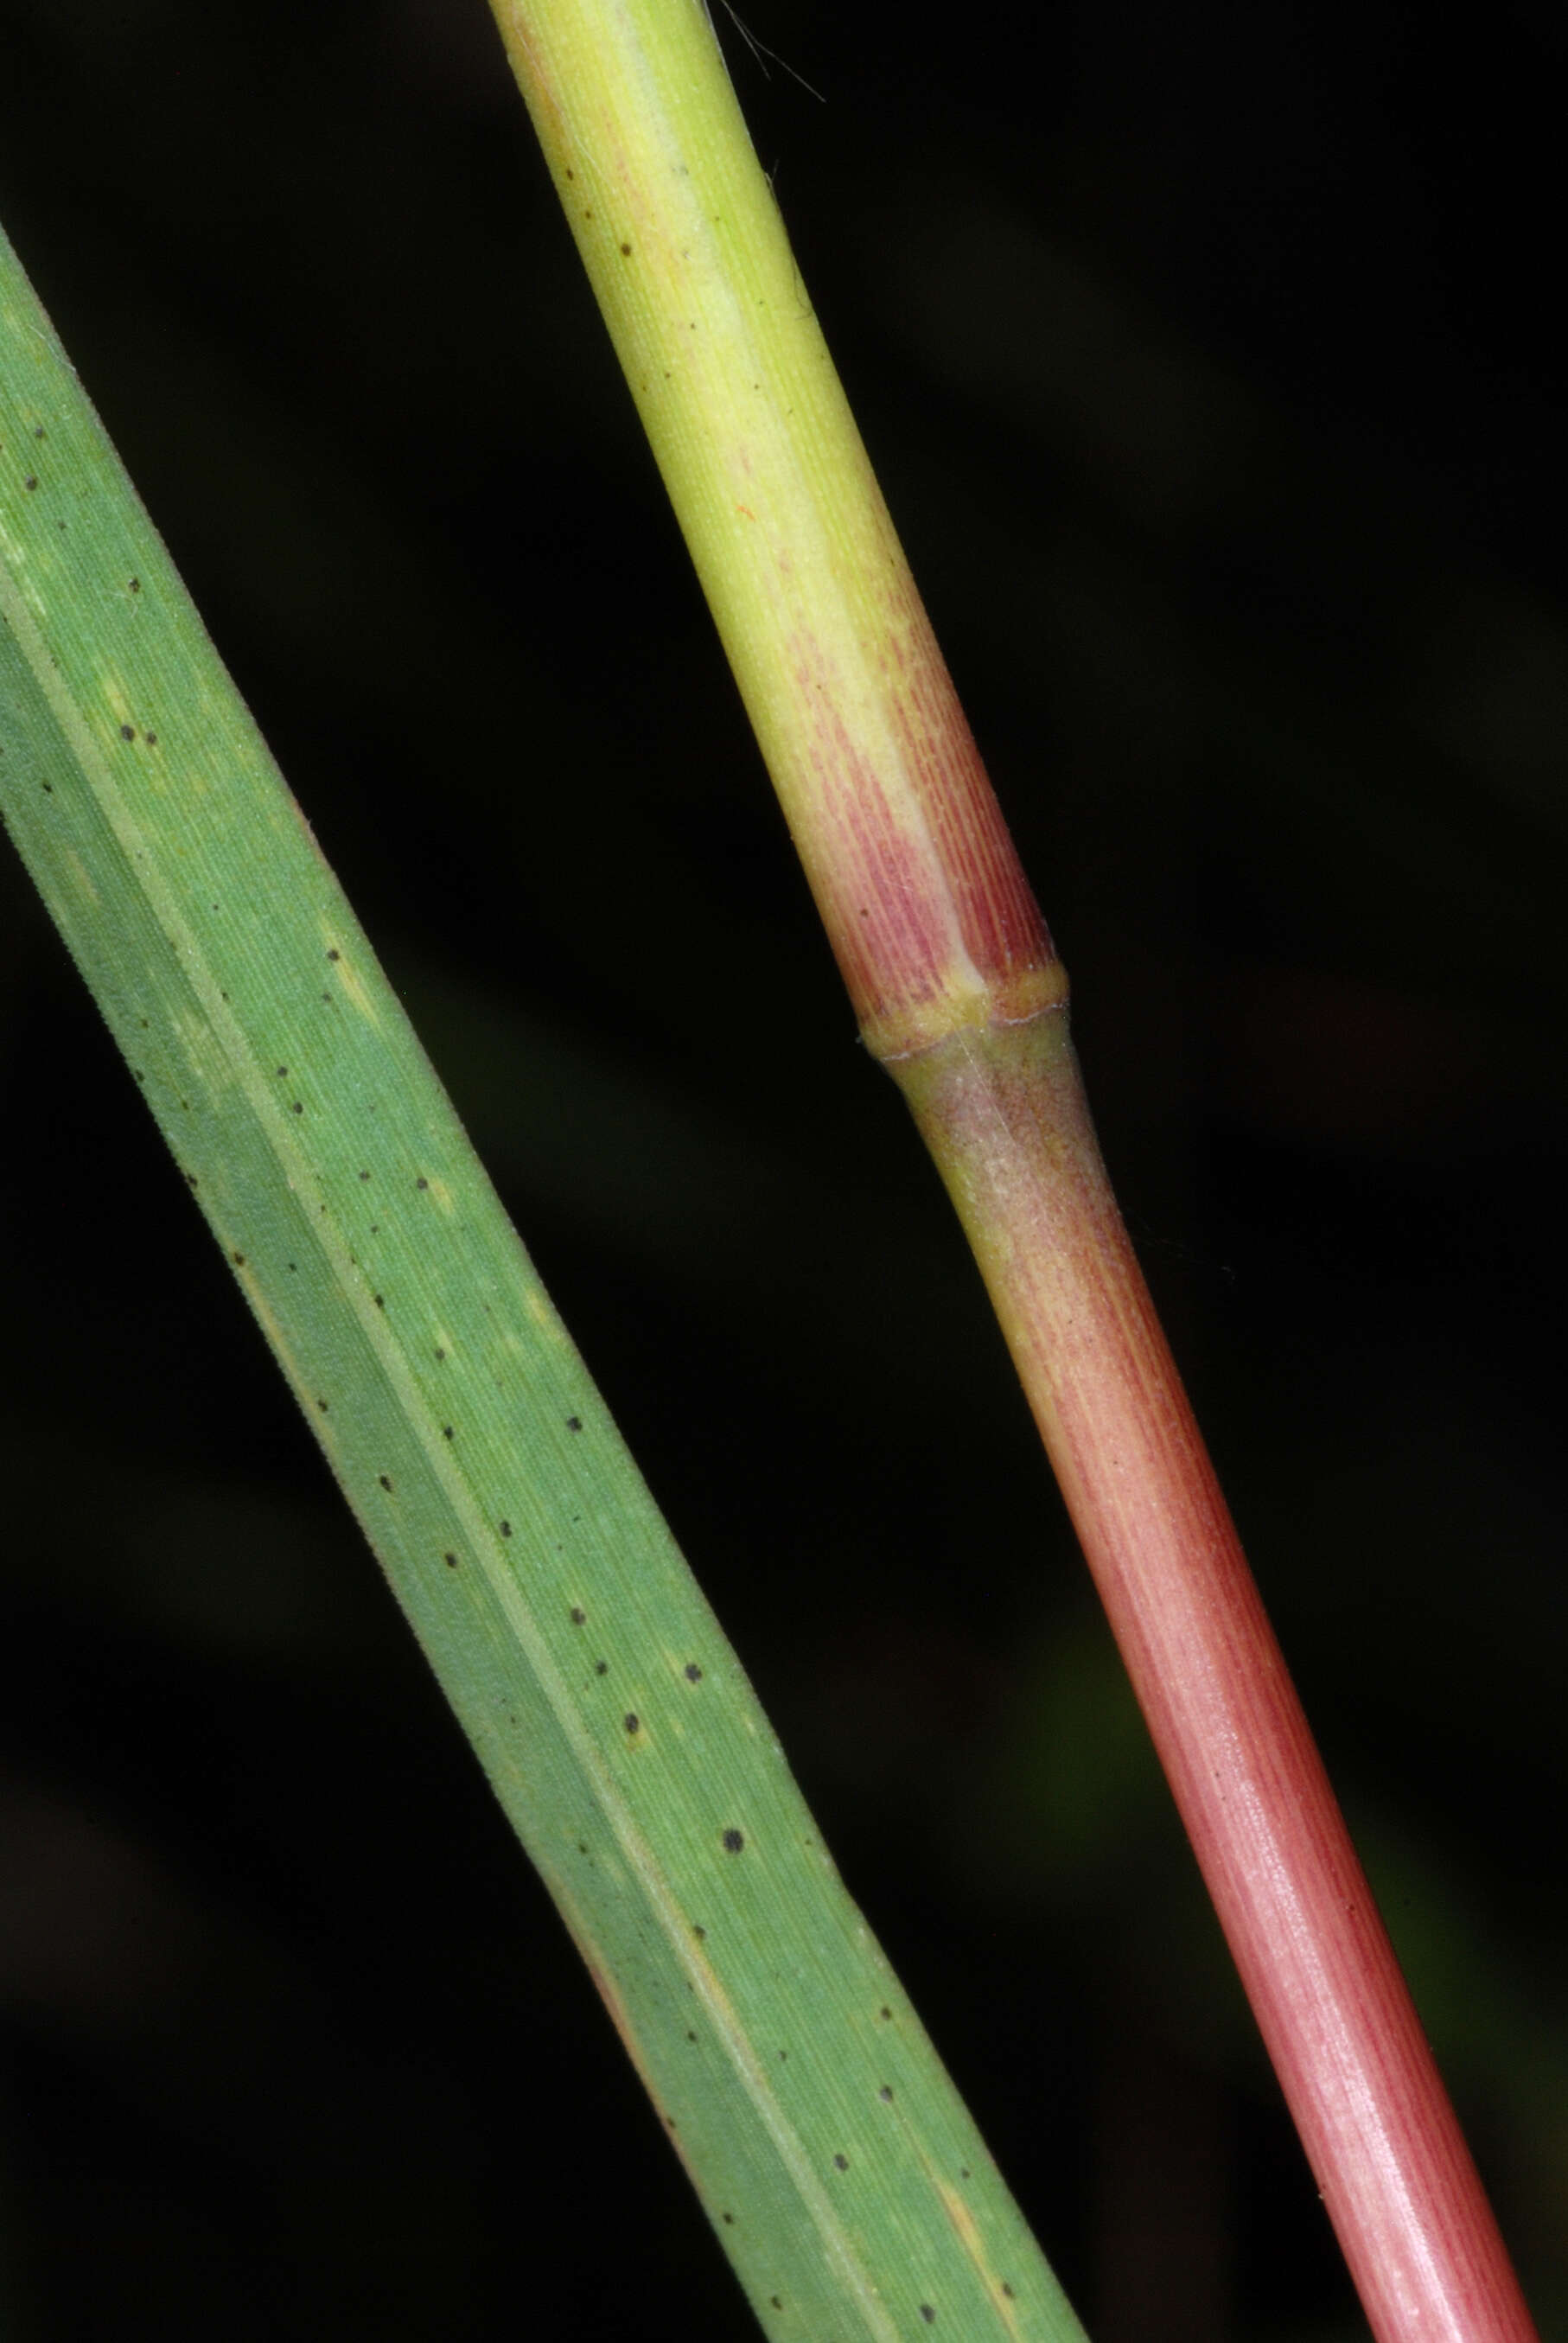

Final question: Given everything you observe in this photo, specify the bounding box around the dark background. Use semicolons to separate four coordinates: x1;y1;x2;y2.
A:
1;2;1565;2336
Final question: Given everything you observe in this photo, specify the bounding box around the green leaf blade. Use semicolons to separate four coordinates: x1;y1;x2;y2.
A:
1;220;1083;2341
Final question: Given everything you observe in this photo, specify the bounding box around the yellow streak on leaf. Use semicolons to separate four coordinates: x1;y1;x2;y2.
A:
322;936;381;1028
64;849;99;909
934;2176;1023;2336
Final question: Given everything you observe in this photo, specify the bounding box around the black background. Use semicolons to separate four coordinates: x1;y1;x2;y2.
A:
1;3;1565;2337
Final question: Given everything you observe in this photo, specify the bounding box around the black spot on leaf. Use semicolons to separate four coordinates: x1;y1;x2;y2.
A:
722;1829;744;1855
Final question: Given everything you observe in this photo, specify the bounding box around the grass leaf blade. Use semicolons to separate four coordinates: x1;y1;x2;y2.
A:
0;218;1084;2343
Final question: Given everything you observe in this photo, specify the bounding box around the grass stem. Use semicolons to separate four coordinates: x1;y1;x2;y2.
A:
493;4;1540;2334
